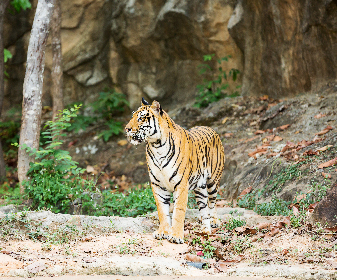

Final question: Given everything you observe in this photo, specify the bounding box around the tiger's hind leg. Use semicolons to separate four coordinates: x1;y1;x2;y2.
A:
207;181;220;228
194;185;211;234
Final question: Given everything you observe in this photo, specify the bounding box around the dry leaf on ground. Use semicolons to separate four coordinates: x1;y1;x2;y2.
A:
254;130;265;135
257;222;271;230
238;186;252;200
265;228;279;239
308;202;318;212
235;226;257;235
118;139;128;146
244;136;260;143
322;172;331;179
273;136;283;142
86;165;98;174
282;217;291;227
281;249;289;256
214;249;224;260
292;205;300;216
251;232;265;242
279;124;290;130
267;152;279;158
274;221;288;229
265;135;275;141
318;157;337;169
248;148;268;158
222;117;228;124
315;125;333;136
68;139;78;147
303;149;319;156
314;113;327;119
325;227;337;232
316;145;333;152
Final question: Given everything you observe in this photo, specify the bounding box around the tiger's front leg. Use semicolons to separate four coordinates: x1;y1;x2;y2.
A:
167;184;189;244
151;183;171;240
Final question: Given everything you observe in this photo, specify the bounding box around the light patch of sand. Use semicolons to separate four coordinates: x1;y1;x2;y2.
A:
0;253;23;273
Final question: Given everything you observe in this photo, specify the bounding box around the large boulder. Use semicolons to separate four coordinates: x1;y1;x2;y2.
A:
228;0;337;98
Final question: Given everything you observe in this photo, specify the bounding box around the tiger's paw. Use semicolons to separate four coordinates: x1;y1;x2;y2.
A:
153;229;169;240
166;234;184;244
166;228;184;244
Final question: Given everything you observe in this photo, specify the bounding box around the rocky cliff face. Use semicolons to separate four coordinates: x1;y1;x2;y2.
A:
4;0;337;111
228;0;337;98
4;0;241;110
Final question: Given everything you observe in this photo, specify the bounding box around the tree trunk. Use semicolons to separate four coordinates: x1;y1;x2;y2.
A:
0;0;10;181
51;0;63;121
18;0;55;192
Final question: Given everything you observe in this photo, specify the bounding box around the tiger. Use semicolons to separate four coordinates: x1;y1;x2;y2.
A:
125;98;225;244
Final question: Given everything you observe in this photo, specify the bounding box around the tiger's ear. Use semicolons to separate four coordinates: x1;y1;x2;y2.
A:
141;97;150;106
151;100;163;116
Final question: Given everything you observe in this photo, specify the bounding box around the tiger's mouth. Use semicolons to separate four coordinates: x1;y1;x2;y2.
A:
126;130;145;145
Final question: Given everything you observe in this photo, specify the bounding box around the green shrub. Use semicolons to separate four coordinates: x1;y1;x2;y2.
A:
67;88;129;141
14;105;94;213
254;196;291;216
89;186;156;217
10;0;31;12
13;105;156;217
237;191;257;210
225;213;246;231
194;54;240;108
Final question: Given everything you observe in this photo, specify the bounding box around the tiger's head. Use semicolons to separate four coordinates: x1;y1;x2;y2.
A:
125;98;164;145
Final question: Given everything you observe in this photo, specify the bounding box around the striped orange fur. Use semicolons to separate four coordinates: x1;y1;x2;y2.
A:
125;99;225;243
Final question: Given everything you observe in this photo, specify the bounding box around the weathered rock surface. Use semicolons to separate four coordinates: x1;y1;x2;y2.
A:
228;0;337;98
4;0;337;110
4;0;241;110
312;182;337;227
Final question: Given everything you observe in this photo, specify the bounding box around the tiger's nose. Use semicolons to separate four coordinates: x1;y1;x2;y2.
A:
125;127;131;132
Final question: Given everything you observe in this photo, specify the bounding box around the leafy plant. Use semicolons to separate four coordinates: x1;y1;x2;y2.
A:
10;0;31;12
67;88;129;141
254;196;291;216
191;237;216;258
298;181;329;208
91;89;129;118
194;54;240;108
225;214;246;231
89;185;156;217
4;49;13;78
237;191;257;210
66;113;95;133
233;236;252;253
13;105;95;213
266;162;305;194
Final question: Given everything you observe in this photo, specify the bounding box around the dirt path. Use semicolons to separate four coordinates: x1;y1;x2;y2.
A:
1;209;337;279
